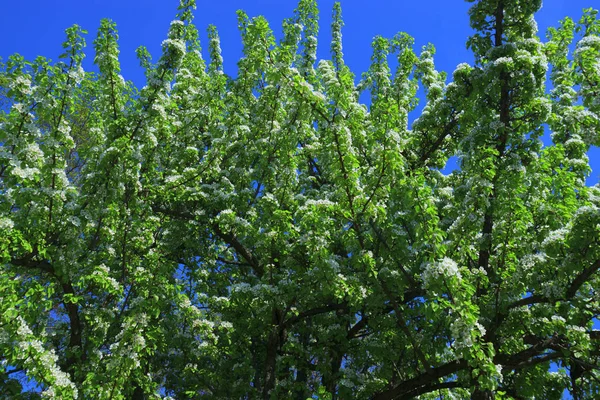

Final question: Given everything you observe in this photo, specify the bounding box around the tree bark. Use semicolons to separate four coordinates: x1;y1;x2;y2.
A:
262;308;285;400
473;389;495;400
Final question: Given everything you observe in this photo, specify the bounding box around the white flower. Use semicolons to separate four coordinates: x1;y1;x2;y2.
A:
151;103;167;118
11;75;32;95
421;257;461;287
569;325;586;333
495;364;503;383
218;209;234;216
57;122;71;136
521;252;546;271
67;216;81;227
339;378;355;388
542;228;568;247
231;283;251;293
451;318;485;349
41;387;56;398
165;175;182;183
97;264;110;274
0;217;14;230
220;321;233;329
540;281;563;298
575;205;598;219
132;334;146;349
68;65;85;83
450;319;473;348
475;322;486;337
162;38;186;56
11;166;39;180
492;57;513;67
13;75;31;87
576;35;600;52
16;316;33;336
303;199;335;208
359;286;368;299
22;142;44;162
180;297;192;308
438;187;453;197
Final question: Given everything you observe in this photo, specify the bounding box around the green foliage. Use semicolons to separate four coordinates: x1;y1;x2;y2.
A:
1;0;600;399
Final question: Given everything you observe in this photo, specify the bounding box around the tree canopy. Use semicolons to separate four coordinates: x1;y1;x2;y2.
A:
1;0;600;398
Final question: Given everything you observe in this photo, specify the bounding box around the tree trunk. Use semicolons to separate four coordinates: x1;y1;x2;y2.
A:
262;308;285;400
473;389;495;400
262;329;279;400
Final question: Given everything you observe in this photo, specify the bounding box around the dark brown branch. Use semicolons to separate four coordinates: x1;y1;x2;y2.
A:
284;302;347;327
347;315;369;340
496;335;560;367
151;203;264;279
10;256;84;373
398;381;465;400
477;0;509;278
373;359;468;400
566;259;600;299
217;256;249;266
373;333;562;400
507;294;551;310
507;352;561;371
416;116;458;165
212;223;263;277
505;259;600;311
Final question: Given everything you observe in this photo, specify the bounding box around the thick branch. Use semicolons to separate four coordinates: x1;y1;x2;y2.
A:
477;0;509;277
372;359;467;400
416;116;459;166
373;334;561;400
284;302;347;327
151;204;263;277
505;259;600;311
398;381;465;400
212;223;263;277
10;256;84;373
567;259;600;299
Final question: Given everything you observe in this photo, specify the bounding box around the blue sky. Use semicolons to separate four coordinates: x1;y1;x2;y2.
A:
0;0;598;184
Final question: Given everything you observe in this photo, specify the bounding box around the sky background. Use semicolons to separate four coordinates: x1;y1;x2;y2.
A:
0;0;598;184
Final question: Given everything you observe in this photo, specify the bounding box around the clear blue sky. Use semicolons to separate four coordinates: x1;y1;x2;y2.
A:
0;0;598;184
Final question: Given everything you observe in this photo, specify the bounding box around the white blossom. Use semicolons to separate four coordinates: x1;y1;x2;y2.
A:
421;257;461;287
0;217;14;230
542;228;568;247
11;166;39;180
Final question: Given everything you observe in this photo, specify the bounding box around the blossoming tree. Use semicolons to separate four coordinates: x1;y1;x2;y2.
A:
1;0;600;398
